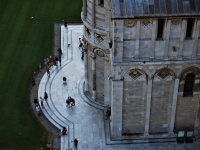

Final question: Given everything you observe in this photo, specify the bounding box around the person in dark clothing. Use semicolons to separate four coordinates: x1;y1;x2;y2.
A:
44;92;48;101
81;50;84;60
47;68;50;78
72;138;78;150
63;77;67;84
105;106;111;120
33;96;38;106
55;56;59;66
57;48;63;58
66;97;70;107
59;57;61;66
58;126;67;136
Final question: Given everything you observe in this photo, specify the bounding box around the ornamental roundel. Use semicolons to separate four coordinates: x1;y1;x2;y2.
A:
141;19;152;28
124;20;136;28
171;19;181;28
96;50;105;57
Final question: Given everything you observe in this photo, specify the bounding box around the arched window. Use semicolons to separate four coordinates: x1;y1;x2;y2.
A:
183;73;195;97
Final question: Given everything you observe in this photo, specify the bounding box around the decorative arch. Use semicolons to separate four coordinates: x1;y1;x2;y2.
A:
179;66;200;79
151;66;177;78
154;67;175;80
121;66;151;79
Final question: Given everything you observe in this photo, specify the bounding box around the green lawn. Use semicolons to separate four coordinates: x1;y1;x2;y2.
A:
0;0;82;149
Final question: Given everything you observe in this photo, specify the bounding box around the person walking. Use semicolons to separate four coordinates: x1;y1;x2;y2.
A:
55;56;59;66
58;126;67;137
81;49;84;60
46;142;52;150
44;58;48;68
36;105;41;116
44;92;48;102
47;68;50;78
57;48;63;58
39;63;42;71
72;138;78;150
31;76;36;86
40;97;44;108
49;56;54;69
59;57;61;66
33;96;39;106
66;97;70;107
78;38;83;49
63;77;67;84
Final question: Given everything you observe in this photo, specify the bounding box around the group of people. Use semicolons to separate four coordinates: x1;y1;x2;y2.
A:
66;96;75;108
33;96;44;116
33;92;48;116
44;48;63;78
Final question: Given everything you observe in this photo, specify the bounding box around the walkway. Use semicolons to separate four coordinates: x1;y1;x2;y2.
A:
36;24;200;150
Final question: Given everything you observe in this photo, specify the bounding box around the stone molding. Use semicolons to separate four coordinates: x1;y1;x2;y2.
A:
124;20;136;28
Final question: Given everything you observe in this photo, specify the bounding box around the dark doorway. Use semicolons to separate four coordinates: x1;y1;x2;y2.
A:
183;73;195;96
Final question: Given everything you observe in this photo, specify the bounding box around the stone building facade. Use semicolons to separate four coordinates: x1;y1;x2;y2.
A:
81;0;200;140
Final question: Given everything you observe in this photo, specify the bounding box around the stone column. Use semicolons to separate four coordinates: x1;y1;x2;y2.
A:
178;19;187;58
92;0;95;26
144;77;153;136
92;55;96;100
135;20;140;59
169;78;180;135
104;58;110;105
151;20;156;59
82;0;87;19
104;0;111;32
194;100;200;135
164;19;171;60
111;80;123;139
84;47;89;91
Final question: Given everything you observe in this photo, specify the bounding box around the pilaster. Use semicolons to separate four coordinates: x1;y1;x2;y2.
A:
111;80;123;139
83;0;87;19
178;19;187;58
144;77;153;136
169;78;179;135
164;19;171;60
135;20;140;59
84;46;89;91
92;0;95;27
104;58;110;105
151;20;156;59
92;55;96;100
192;19;199;58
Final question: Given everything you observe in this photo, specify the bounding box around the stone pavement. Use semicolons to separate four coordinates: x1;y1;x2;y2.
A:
32;24;200;150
